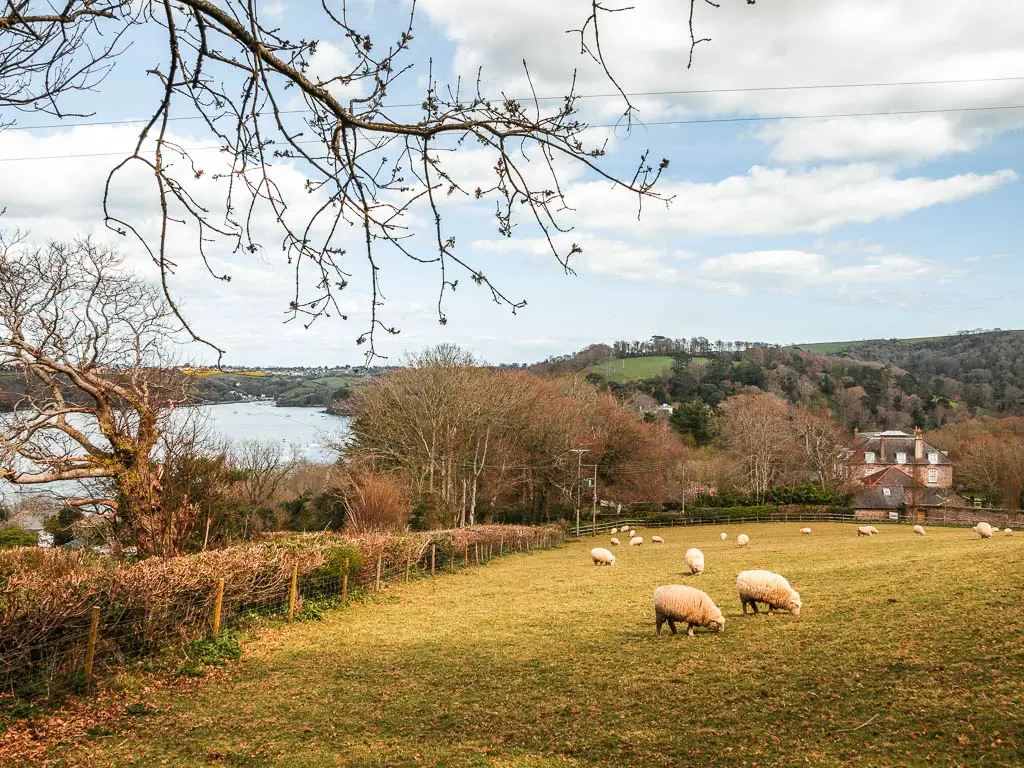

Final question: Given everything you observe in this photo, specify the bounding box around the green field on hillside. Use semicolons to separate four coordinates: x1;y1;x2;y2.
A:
38;523;1022;767
587;356;711;382
791;337;944;355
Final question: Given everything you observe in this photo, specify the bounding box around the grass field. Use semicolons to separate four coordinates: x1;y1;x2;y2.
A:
40;523;1022;767
586;357;711;383
790;337;944;355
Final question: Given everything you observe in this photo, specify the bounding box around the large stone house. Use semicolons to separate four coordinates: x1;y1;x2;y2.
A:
849;428;965;519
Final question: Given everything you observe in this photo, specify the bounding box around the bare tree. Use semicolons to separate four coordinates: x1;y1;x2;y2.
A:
0;2;749;359
717;393;796;502
790;407;856;494
0;236;192;556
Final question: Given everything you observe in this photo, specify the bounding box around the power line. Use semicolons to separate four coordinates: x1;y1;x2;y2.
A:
7;74;1024;133
2;102;1023;164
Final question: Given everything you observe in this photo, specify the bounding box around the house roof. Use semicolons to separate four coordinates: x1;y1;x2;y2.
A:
853;430;952;466
860;466;918;488
852;484;969;510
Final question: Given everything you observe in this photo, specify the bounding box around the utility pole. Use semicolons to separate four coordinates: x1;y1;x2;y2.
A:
591;463;598;536
568;448;588;537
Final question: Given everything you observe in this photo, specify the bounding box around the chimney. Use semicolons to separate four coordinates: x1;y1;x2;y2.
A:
854;427;859;438
914;427;924;460
879;435;885;462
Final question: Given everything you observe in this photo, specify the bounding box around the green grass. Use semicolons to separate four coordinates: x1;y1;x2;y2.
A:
42;524;1022;767
790;337;944;355
586;357;674;382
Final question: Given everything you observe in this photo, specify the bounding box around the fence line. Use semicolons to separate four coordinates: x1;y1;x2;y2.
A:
0;525;564;708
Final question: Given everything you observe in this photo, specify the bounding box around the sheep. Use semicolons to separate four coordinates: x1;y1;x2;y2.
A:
653;585;725;637
799;527;812;535
913;524;927;536
609;527;618;535
974;522;993;539
857;526;874;536
629;536;644;547
737;570;802;616
1005;527;1013;536
736;533;750;548
720;532;727;541
651;535;665;544
629;529;636;538
609;537;620;546
590;547;615;566
866;526;880;535
684;547;705;575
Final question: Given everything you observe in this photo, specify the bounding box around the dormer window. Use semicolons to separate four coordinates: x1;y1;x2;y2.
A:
928;452;939;464
896;452;907;464
882;488;891;496
865;451;876;464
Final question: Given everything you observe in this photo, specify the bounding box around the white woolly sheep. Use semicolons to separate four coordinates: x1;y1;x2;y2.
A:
913;524;926;536
609;527;618;535
684;547;705;575
736;533;750;548
857;526;874;536
720;532;727;541
629;536;644;547
866;526;880;535
609;537;620;546
737;570;802;616
1005;527;1013;536
651;535;665;544
799;527;812;535
974;522;993;539
653;585;725;637
590;547;615;566
629;529;636;538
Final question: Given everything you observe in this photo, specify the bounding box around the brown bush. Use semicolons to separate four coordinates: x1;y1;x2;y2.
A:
336;469;411;533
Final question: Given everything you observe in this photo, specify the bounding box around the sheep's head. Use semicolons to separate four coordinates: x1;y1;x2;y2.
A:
709;613;725;633
788;592;802;616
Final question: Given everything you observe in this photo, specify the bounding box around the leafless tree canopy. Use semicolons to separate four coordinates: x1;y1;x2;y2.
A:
0;236;192;555
0;1;745;360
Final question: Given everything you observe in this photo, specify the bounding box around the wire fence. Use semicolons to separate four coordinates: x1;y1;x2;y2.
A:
0;525;565;710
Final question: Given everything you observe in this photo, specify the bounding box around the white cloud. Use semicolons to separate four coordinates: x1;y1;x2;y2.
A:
421;0;1024;163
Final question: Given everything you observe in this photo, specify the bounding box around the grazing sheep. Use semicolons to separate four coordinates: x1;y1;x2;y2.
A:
720;532;727;541
629;529;636;538
857;526;874;536
1005;527;1013;536
590;547;615;566
974;522;993;539
736;533;750;548
652;535;665;544
629;536;644;547
799;527;812;535
653;585;725;637
609;537;620;546
913;525;927;536
737;570;802;616
609;527;618;535
866;526;880;535
684;547;705;575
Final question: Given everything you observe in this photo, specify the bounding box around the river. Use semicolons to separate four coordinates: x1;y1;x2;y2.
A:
1;402;350;506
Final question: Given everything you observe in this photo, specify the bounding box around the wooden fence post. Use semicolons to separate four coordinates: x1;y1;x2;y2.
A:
464;543;469;567
342;558;349;606
376;556;383;591
212;578;225;637
431;544;436;576
287;564;298;624
405;551;412;582
499;535;504;555
84;605;99;683
474;543;479;564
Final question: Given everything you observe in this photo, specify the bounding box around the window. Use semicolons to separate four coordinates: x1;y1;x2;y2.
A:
928;452;939;464
896;452;907;464
928;469;938;484
882;488;892;496
865;451;876;464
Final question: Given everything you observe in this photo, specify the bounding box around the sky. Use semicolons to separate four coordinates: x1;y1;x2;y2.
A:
1;0;1022;366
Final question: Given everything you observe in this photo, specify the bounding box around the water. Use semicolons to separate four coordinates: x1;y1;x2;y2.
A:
1;403;350;507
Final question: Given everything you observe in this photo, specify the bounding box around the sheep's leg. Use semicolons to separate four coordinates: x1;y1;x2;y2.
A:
687;624;696;637
667;618;678;635
740;598;748;615
656;612;665;636
750;600;759;615
767;605;775;615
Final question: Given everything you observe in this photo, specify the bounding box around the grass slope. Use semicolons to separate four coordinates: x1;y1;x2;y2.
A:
790;337;945;355
50;524;1022;767
586;356;675;382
